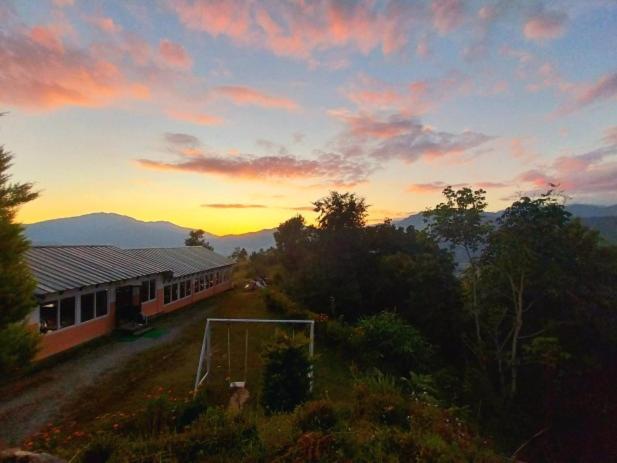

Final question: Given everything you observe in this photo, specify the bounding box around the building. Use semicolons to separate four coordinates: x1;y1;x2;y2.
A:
26;245;234;360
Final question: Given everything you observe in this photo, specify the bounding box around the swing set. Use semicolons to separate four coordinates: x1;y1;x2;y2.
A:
194;318;315;396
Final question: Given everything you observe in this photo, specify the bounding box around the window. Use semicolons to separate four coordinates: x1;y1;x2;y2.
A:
40;301;58;332
80;293;95;322
179;280;186;298
186;279;192;296
194;279;200;293
95;290;108;317
164;285;171;304
60;296;76;328
171;283;178;301
141;279;157;303
208;273;213;288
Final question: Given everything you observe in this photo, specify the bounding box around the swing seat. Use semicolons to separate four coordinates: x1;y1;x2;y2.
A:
229;381;246;389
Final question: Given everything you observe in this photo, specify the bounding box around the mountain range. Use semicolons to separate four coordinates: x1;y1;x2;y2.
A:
25;203;617;256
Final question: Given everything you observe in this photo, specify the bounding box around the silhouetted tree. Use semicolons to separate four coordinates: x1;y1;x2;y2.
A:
0;145;40;376
185;229;213;250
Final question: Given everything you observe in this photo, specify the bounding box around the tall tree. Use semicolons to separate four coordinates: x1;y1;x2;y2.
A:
185;229;213;250
424;186;492;344
0;146;40;376
313;191;367;231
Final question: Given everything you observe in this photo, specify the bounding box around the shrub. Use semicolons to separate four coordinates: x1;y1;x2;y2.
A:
261;334;312;414
295;400;339;432
262;287;309;318
176;390;209;429
123;394;176;437
353;371;409;428
354;312;433;375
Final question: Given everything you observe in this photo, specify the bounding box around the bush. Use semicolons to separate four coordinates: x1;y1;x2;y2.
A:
295;400;339;432
0;322;39;378
176;390;209;429
261;334;312;414
353;371;409;428
262;287;309;318
354;312;433;375
122;394;176;437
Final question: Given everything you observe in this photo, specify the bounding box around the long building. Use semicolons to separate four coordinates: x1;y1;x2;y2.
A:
26;245;234;359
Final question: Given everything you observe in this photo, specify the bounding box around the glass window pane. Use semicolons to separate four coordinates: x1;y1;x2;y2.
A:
172;283;178;301
140;281;149;303
164;285;171;304
96;290;108;317
149;279;156;300
40;301;58;332
60;297;76;327
179;281;186;298
186;280;192;295
80;293;95;322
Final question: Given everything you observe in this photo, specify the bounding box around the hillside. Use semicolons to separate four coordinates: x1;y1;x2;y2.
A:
25;213;275;256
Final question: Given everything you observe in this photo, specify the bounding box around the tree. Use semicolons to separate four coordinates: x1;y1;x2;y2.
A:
0;146;40;376
230;247;248;262
482;191;575;397
313;191;367;231
273;215;313;272
185;229;213;250
424;186;492;345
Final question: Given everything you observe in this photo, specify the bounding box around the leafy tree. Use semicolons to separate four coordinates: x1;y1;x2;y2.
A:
273;215;313;272
0;146;40;376
230;247;248;262
313;191;367;231
185;229;213;250
261;334;312;414
480;191;571;397
424;186;492;344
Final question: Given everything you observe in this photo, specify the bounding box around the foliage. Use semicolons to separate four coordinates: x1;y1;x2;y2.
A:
354;312;433;375
261;334;312;414
184;229;214;250
0;146;40;376
230;246;248;262
261;287;309;318
294;400;340;433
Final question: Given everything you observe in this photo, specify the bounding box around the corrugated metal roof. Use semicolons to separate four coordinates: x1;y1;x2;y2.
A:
26;245;171;296
124;246;234;278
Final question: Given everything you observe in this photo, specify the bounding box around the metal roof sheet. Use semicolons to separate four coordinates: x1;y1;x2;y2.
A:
124;246;234;278
26;245;171;296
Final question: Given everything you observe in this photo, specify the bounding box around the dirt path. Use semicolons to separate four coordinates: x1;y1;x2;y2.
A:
0;305;208;445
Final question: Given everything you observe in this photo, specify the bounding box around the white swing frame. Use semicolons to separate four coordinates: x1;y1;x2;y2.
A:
194;318;315;396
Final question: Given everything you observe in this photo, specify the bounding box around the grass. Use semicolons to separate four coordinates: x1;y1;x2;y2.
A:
25;287;353;450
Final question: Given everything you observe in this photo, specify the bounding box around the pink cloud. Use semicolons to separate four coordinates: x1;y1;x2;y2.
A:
331;111;493;163
159;39;193;69
344;71;471;116
560;71;617;113
213;86;298;110
516;143;617;195
169;0;422;61
603;126;617;145
0;29;150;110
28;25;64;53
510;138;536;163
138;132;372;185
523;10;567;41
90;16;121;34
166;110;223;125
431;0;464;34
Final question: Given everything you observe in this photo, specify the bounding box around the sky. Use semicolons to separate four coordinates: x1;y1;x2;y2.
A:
1;0;616;235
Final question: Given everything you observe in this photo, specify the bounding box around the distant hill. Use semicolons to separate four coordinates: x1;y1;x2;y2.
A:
24;203;617;259
25;213;275;256
395;204;617;243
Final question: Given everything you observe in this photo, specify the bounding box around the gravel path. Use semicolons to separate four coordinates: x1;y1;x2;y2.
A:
0;305;207;445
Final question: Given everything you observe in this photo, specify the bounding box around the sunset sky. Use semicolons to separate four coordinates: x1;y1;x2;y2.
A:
1;0;616;235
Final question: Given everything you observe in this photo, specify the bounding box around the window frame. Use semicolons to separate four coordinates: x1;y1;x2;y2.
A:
39;287;110;334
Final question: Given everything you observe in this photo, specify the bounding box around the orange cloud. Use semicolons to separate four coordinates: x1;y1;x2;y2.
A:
408;181;508;193
28;25;64;53
202;203;267;209
159;39;193;69
214;86;298;110
523;10;567;41
167;110;223;125
0;30;151;110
